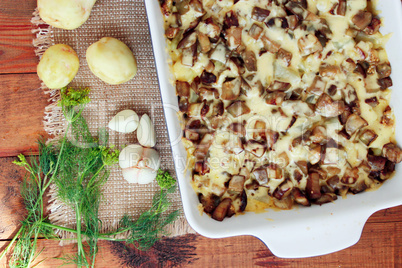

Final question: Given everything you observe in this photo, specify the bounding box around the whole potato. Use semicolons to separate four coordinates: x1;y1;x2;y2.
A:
37;44;80;89
38;0;97;30
86;37;137;85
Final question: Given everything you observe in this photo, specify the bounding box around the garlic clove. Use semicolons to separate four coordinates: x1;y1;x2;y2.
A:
119;144;160;185
119;144;143;169
143;148;161;170
108;110;139;133
137;168;158;184
122;168;140;183
137;114;156;147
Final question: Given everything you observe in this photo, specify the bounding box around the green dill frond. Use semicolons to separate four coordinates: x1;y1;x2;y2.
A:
156;169;176;190
59;87;90;108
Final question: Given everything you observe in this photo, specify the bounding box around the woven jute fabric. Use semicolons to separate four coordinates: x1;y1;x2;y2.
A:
31;0;194;243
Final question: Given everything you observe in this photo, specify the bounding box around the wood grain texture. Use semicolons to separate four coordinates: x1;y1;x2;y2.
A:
0;74;49;157
0;157;25;240
0;1;38;74
0;222;401;268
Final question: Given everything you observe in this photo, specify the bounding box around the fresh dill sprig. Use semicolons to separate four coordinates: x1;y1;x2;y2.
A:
101;169;180;250
1;86;180;268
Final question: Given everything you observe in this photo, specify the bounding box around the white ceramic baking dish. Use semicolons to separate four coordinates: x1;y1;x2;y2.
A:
145;0;402;258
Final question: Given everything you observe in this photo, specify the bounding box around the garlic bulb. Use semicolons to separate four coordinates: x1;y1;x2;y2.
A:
119;144;160;184
108;110;139;133
137;114;156;147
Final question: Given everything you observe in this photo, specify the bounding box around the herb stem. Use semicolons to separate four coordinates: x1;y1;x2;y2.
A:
75;203;86;267
0;226;23;262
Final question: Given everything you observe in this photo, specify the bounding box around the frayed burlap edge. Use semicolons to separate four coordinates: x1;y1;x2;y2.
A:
31;9;194;246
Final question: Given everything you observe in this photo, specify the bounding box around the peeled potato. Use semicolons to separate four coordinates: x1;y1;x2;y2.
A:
37;44;79;89
38;0;97;30
86;37;137;85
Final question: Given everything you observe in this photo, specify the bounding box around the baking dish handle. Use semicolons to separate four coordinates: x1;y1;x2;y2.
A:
254;210;373;258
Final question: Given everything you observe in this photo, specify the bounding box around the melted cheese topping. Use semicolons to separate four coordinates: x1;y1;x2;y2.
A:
160;0;397;218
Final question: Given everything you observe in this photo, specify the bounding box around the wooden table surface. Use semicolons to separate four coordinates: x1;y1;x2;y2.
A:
0;1;401;267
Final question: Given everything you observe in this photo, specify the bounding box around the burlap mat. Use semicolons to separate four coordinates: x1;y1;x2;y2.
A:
31;0;194;243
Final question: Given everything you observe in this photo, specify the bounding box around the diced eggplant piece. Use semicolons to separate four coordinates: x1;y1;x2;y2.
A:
315;93;346;118
189;0;204;14
266;130;279;149
194;133;214;159
354;63;366;78
252;120;266;139
228;136;244;155
293;169;303;182
309;144;322;165
381;106;393;126
267;164;282;180
319;64;341;79
178;97;189;112
249;23;263;40
293;188;310;206
185;129;200;141
306;172;322;200
277;152;290;168
266;91;287;106
350;180;368;194
228;122;246;136
200;71;217;85
296;161;308;174
310;125;326;144
194;160;210;175
315;30;328;48
253;167;268;185
359;129;378;146
239;190;247;212
298;34;323;56
176;81;190;97
364;17;381;35
266;17;289;29
224;10;239;29
165;27;180;39
246;140;266;158
287;15;299;30
200;100;210;117
343;84;357;104
176;0;190;15
269;81;291;91
314;193;337;205
285;1;306;18
210;43;228;63
177;31;197;49
227;101;250;117
336;0;346;16
198;20;221;41
228;175;246;193
212;100;224;116
345;114;368;135
365;97;378;107
382;143;402;163
197;32;211;53
273;180;293;200
326;176;348;195
199;87;218;99
352;10;373;30
199;193;219;213
242;50;257;72
378;77;393;90
341;167;359;184
181;43;197;67
261;35;281;53
308;76;327;95
376;63;392;79
252;7;270;22
221;77;241;100
212;198;232;221
225;27;243;50
276;48;292;67
367;154;387;171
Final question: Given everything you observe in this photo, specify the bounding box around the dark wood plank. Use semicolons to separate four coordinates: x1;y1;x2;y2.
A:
0;1;38;74
0;74;49;157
